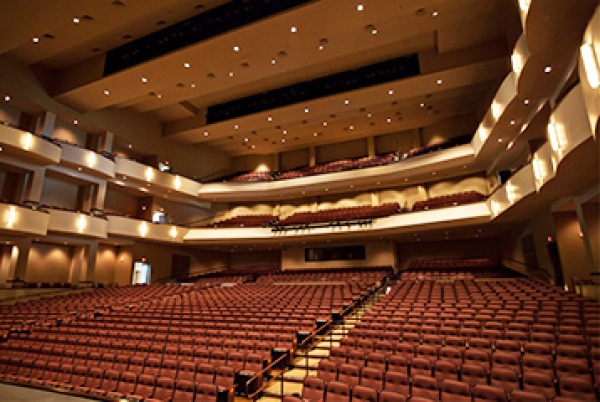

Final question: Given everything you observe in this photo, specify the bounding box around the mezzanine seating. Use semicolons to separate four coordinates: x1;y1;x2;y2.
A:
412;191;486;212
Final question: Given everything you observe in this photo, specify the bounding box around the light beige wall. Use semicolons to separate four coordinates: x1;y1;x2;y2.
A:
428;175;488;197
230;203;275;216
280;148;309;171
104;187;138;216
421;114;477;145
53;119;87;146
40;175;79;209
232;154;277;173
278;198;317;218
379;185;427;210
152;198;211;226
25;242;71;283
396;238;500;270
554;211;595;287
113;246;134;285
317;139;367;164
317;192;373;210
375;129;420;154
282;241;395;270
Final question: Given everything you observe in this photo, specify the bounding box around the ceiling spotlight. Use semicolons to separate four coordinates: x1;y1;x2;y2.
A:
524;99;530;105
432;10;439;17
290;26;297;33
365;24;378;35
183;62;190;68
204;131;209;137
544;66;552;73
233;45;240;52
271;59;276;65
304;107;309;113
357;4;364;11
4;95;10;102
73;17;80;24
388;89;394;95
32;37;40;43
420;103;425;107
73;120;78;125
437;79;443;85
510;120;515;125
344;99;350;105
229;71;234;77
386;118;392;123
103;89;110;95
141;77;148;83
281;138;286;143
323;121;328;126
234;124;239;130
190;83;196;88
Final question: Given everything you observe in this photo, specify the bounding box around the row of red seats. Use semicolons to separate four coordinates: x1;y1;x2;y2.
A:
412;191;486;211
275;203;400;226
203;214;277;228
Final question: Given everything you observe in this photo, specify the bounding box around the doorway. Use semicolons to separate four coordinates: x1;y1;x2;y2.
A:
132;261;151;285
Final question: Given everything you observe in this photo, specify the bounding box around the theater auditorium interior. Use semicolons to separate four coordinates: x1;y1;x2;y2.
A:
0;0;599;401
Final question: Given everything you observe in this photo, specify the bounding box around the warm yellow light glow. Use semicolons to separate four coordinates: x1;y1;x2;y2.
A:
547;120;567;154
170;226;178;239
86;152;97;168
506;182;518;204
76;214;87;232
532;156;548;188
511;53;525;76
139;221;148;237
144;167;154;182
173;176;182;190
490;200;502;216
21;133;33;151
491;100;503;121
5;206;16;227
518;0;531;12
477;125;490;142
581;43;599;89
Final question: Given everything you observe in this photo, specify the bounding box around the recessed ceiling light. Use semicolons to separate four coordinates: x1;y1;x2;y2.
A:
432;10;439;17
357;4;364;11
281;138;286;143
251;145;256;149
267;116;273;121
344;99;350;105
73;17;80;24
183;62;191;68
103;89;110;95
282;129;287;134
437;79;443;85
128;144;132;149
304;107;309;113
386;118;392;123
432;172;436;175
388;89;394;95
229;71;234;77
77;167;82;171
271;59;276;65
367;113;372;118
349;125;354;130
190;83;196;88
32;37;40;43
204;131;209;137
323;121;328;126
234;124;239;130
244;137;248;142
544;66;552;73
4;95;10;102
73;120;78;125
498;138;503;143
420;103;425;107
524;99;530;105
290;26;297;33
318;44;325;51
156;94;162;99
141;77;148;83
510;120;515;125
233;46;240;52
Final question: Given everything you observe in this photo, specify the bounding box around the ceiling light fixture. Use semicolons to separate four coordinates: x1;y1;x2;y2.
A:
437;79;443;85
271;59;276;65
73;120;78;125
4;95;10;102
344;99;350;105
141;77;148;83
357;4;364;11
432;10;439;17
544;66;552;73
233;45;240;52
304;107;309;113
524;99;530;105
388;89;394;95
103;89;110;95
73;17;80;24
183;62;191;68
32;37;40;43
290;26;297;33
204;131;209;137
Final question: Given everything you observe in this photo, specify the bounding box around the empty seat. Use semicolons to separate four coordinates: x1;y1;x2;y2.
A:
379;390;407;402
130;374;155;401
177;361;197;382
360;367;383;392
365;352;386;371
411;375;439;401
330;347;348;365
149;377;175;401
352;385;378;402
215;366;236;392
441;379;472;402
384;371;410;395
196;363;215;384
337;363;361;388
522;371;556;400
472;384;508;402
461;363;489;386
490;367;520;393
317;360;337;381
196;382;219;402
434;360;459;382
510;390;548;402
302;376;326;402
326;380;351;402
558;375;596;400
107;371;137;399
173;379;196;402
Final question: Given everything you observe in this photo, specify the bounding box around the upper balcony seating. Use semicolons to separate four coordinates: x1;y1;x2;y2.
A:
274;203;400;228
205;214;277;228
412;191;486;211
226;135;471;183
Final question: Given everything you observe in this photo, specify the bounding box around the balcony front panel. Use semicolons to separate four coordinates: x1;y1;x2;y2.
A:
0;125;61;165
59;143;116;178
47;210;108;239
0;203;49;236
107;215;187;243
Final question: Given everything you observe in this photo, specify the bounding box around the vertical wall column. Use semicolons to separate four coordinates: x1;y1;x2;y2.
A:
23;167;46;202
35;111;56;138
4;238;32;285
367;137;376;157
309;147;316;167
93;181;107;210
68;242;98;285
0;245;13;286
98;131;114;153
